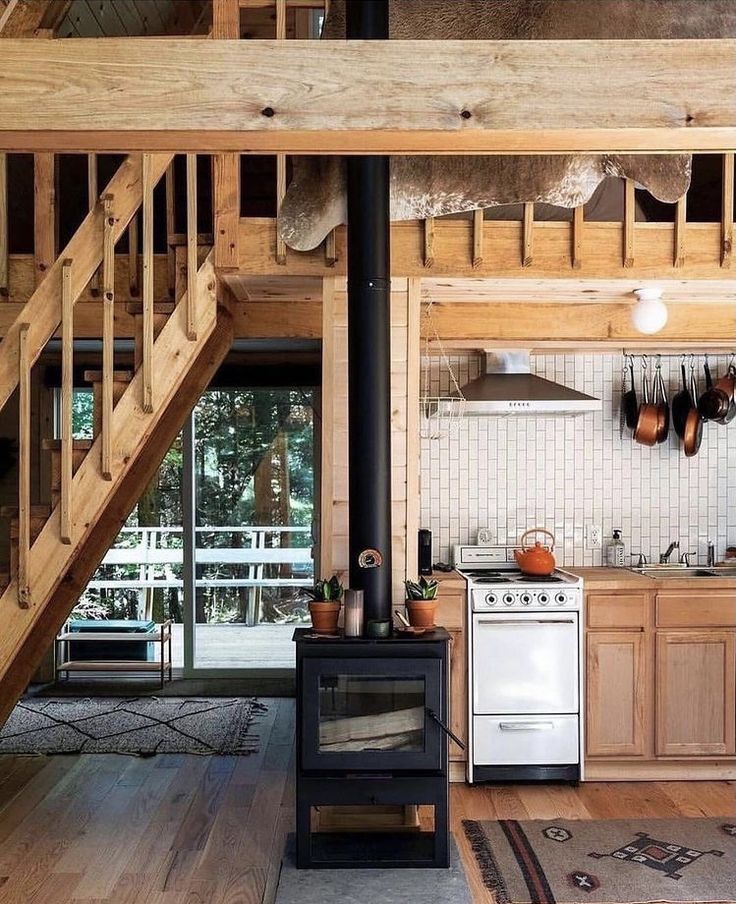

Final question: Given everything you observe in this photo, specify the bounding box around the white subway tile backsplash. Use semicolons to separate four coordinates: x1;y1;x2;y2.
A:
420;353;736;567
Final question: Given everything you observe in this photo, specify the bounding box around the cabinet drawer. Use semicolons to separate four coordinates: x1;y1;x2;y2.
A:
473;715;579;765
587;593;649;628
657;592;736;628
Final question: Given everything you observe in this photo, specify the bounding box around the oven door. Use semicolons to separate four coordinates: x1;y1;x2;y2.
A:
472;612;579;715
300;657;443;772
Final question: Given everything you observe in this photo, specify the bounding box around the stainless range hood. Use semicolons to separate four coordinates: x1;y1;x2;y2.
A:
438;351;601;416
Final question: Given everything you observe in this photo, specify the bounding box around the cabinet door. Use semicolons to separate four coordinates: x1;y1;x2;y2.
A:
586;631;649;758
448;628;467;762
656;631;736;757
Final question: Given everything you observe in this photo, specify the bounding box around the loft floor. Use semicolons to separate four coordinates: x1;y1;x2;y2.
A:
0;699;732;903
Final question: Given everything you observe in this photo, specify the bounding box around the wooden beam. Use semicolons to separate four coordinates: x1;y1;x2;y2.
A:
128;214;139;296
0;153;172;417
723;152;734;268
0;152;6;297
33;153;56;286
212;0;239;38
275;0;287;266
0;39;734;153
60;260;73;543
142;153;154;413
324;230;337;268
101;195;115;480
0;0;68;36
186;153;198;340
17;322;31;608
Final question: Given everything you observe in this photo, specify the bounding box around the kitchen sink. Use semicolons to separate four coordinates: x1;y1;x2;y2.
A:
632;566;736;579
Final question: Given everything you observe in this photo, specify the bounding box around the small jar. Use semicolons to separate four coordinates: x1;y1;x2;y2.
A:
343;589;364;637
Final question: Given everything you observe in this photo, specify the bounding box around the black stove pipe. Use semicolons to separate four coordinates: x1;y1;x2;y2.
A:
345;0;393;624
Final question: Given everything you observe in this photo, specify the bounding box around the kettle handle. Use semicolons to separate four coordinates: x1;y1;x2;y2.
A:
519;528;555;552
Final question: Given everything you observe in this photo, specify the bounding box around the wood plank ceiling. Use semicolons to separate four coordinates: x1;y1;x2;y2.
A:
56;0;210;37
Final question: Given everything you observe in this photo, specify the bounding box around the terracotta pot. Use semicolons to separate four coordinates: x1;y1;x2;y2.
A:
405;599;437;628
308;600;341;634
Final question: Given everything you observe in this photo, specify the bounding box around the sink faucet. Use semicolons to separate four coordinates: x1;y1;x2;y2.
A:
660;540;680;564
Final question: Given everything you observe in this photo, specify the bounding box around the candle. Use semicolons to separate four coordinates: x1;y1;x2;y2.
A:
343;589;364;637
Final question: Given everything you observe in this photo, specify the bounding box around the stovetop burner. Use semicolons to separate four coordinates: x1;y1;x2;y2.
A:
462;569;571;585
517;574;564;583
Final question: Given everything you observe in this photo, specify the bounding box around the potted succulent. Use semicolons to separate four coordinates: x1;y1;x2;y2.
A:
404;576;439;628
303;576;343;634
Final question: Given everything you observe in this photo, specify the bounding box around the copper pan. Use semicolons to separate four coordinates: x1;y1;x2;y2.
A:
634;358;659;447
683;359;703;457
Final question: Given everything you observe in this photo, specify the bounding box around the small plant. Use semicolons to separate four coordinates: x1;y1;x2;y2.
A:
404;577;439;601
303;575;344;602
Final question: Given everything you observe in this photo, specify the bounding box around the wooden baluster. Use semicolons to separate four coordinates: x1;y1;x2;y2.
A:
572;205;584;269
186;153;198;340
142;153;154;413
128;213;139;296
102;195;115;480
472;208;484;269
324;230;337;268
18;323;31;608
34;153;57;287
165;161;176;298
423;217;435;268
522;202;534;267
674;195;687;269
722;152;734;268
87;153;99;295
623;178;635;268
0;152;7;297
275;0;287;266
60;260;73;543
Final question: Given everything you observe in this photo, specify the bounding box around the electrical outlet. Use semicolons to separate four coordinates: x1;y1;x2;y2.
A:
586;524;602;550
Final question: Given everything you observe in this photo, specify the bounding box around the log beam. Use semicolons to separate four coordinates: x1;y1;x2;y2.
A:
0;39;734;153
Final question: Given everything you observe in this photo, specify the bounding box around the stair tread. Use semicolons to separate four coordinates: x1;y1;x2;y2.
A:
83;369;134;383
41;439;94;451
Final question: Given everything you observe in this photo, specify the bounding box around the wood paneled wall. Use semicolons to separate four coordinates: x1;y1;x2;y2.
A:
320;277;421;603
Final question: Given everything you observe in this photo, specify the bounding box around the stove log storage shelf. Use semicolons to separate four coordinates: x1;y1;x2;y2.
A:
293;628;453;869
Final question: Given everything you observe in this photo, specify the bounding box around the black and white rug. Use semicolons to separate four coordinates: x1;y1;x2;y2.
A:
0;697;267;756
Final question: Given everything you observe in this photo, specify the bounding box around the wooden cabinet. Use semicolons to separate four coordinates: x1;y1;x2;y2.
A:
586;630;649;757
434;582;467;765
655;630;736;757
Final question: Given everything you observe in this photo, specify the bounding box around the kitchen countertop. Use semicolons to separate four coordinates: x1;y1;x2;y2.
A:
568;566;736;592
428;569;466;592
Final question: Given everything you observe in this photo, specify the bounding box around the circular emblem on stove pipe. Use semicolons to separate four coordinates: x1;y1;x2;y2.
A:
357;548;383;569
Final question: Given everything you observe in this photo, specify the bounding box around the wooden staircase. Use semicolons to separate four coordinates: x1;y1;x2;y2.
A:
0;154;233;725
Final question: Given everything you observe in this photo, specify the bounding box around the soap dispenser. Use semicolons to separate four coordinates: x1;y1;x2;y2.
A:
606;529;626;568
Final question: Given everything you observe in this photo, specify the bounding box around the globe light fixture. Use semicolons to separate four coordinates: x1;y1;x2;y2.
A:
631;287;668;335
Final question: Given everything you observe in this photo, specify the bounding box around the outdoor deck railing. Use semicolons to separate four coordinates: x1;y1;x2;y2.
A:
84;525;314;624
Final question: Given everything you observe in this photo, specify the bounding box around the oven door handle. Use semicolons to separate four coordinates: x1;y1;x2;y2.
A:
426;708;466;750
498;721;555;732
476;619;576;625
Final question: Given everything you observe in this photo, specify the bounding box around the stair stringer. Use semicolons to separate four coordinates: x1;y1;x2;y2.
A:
0;254;234;725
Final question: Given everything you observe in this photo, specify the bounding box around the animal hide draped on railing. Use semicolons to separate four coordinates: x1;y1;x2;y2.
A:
278;0;736;252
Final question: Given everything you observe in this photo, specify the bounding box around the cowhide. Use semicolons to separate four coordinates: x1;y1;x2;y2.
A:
278;0;736;251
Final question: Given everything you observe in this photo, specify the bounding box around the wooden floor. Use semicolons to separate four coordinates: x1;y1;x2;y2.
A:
0;699;733;903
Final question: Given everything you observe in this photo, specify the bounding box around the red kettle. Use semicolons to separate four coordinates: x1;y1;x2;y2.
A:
514;528;556;576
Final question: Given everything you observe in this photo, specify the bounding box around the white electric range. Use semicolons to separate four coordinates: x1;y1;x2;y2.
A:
454;544;585;784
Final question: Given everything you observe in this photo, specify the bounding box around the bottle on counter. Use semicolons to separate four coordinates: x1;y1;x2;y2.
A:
606;529;626;568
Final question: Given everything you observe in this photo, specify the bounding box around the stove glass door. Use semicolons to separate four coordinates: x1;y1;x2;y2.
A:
301;657;443;771
472;612;579;715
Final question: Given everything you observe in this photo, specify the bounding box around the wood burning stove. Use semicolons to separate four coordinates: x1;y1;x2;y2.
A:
294;628;454;868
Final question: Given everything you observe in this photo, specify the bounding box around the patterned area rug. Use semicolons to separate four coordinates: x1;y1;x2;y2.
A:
463;818;736;903
0;697;267;755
